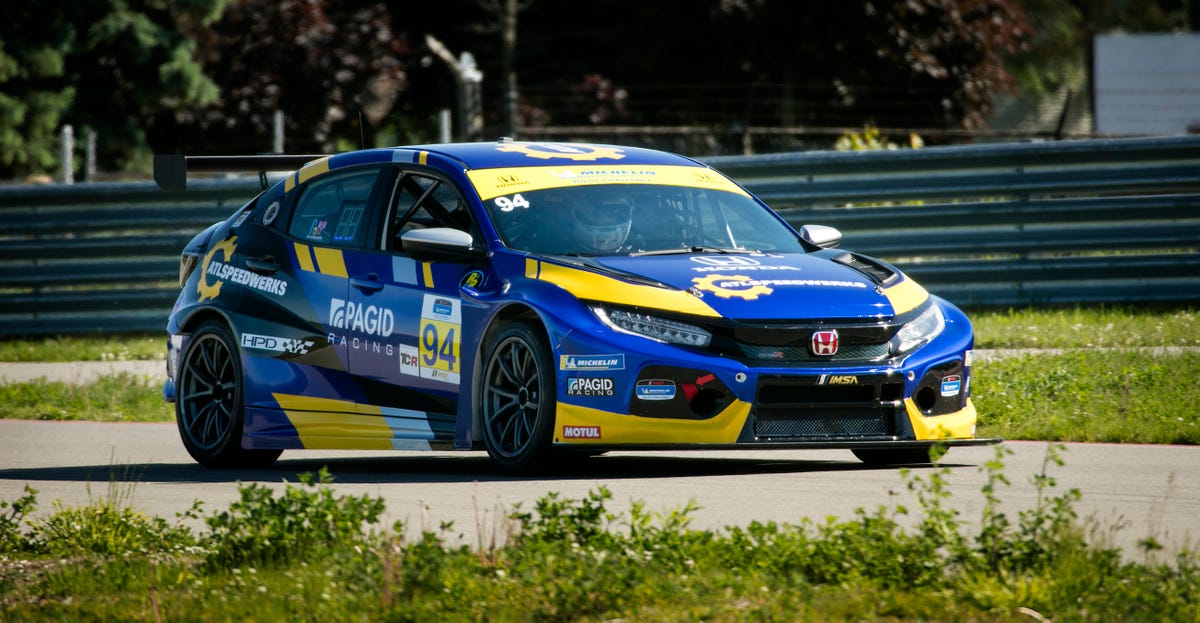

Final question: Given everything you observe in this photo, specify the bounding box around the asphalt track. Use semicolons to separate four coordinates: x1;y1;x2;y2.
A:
1;418;1197;557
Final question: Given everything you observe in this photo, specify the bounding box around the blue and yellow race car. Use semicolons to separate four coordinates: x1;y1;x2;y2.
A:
156;140;998;472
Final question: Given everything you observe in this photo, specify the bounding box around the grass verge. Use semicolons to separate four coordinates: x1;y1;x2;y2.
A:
1;450;1196;621
970;306;1199;349
974;350;1200;444
0;373;172;422
0;333;163;362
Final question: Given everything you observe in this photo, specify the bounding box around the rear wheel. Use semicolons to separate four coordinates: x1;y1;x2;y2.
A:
479;321;555;472
176;321;281;468
852;446;938;466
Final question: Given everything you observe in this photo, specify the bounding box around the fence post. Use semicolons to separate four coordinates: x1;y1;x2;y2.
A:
85;128;97;182
60;125;74;184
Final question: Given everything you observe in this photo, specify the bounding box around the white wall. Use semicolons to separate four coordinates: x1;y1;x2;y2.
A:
1094;33;1200;135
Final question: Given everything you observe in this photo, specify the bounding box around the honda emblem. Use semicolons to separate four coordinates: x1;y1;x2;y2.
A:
811;330;839;356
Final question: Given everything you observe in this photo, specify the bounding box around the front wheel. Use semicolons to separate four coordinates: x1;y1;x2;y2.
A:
176;321;281;469
479;321;555;472
852;446;939;466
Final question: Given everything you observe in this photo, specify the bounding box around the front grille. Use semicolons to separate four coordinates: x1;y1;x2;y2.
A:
754;413;890;438
739;343;891;363
752;375;902;441
705;322;898;365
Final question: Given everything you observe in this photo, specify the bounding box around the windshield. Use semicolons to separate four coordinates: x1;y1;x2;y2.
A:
483;184;806;256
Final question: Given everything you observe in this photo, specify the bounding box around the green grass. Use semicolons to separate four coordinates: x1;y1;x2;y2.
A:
970;306;1199;349
0;333;163;362
0;373;172;422
1;457;1197;622
974;350;1200;444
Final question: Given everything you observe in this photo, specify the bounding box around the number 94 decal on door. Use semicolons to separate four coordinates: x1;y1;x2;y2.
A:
413;294;462;385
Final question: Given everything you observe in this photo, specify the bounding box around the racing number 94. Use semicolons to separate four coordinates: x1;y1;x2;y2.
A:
420;319;459;377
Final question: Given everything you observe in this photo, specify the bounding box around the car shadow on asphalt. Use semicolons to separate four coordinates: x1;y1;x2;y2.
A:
0;452;964;485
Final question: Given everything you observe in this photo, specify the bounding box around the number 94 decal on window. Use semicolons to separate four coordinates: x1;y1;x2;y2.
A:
400;294;463;385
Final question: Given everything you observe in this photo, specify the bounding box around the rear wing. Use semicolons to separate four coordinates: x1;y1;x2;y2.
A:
153;154;328;191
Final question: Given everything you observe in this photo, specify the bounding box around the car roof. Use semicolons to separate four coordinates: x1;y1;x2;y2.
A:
262;141;713;199
400;140;706;170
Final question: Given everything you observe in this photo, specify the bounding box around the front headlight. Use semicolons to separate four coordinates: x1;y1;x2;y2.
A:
592;307;712;347
892;303;945;356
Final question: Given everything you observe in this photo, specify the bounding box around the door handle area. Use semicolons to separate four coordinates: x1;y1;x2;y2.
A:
246;256;280;275
351;274;384;292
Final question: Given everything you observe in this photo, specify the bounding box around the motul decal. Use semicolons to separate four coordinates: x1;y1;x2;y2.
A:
562;426;601;439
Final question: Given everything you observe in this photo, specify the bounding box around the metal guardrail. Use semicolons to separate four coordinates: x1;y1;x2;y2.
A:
1;136;1197;335
707;135;1200;307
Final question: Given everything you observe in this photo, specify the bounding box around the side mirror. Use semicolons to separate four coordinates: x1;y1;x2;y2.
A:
400;227;483;261
799;224;842;249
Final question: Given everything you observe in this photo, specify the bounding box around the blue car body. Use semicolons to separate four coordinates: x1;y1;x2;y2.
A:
160;141;998;471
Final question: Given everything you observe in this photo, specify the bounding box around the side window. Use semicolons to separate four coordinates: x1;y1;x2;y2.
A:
387;172;475;251
288;167;382;247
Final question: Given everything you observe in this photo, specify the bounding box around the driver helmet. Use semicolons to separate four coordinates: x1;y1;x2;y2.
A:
572;194;633;252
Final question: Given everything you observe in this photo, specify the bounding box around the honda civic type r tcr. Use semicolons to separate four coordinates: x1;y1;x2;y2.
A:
156;140;999;472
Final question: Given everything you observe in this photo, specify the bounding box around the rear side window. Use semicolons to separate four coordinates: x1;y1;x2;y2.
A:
289;168;382;247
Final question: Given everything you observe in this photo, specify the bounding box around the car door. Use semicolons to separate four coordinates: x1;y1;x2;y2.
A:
342;168;486;445
240;165;386;419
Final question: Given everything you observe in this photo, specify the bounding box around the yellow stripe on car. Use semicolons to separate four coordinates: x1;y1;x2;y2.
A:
312;247;348;278
532;260;720;317
554;399;752;444
273;394;393;449
883;278;929;315
293;242;316;272
905;398;977;440
467;165;751;201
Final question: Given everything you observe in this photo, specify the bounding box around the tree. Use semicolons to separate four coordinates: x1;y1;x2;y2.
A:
444;1;1034;141
150;0;406;155
0;1;224;179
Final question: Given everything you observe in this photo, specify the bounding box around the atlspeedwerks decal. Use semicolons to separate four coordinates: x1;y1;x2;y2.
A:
197;236;287;301
691;274;868;300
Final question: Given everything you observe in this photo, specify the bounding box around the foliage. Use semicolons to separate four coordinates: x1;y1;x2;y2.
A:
0;1;226;178
0;373;171;422
835;126;924;151
202;467;386;569
971;305;1200;349
152;0;406;155
973;350;1200;444
1010;0;1191;99
0;333;163;362
2;449;1198;621
0;485;37;555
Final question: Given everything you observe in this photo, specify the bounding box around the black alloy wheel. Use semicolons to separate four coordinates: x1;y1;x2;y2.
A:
480;321;555;472
176;321;281;468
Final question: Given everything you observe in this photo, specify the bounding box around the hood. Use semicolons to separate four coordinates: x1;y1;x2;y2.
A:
590;252;904;321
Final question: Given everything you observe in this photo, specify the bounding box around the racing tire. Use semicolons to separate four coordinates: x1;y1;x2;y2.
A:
851;446;938;466
479;320;555;473
176;321;282;469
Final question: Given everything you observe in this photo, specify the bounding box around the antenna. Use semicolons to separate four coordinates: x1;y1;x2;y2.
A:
358;111;366;150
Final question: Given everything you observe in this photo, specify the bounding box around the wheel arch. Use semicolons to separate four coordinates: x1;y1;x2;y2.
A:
468;302;552;445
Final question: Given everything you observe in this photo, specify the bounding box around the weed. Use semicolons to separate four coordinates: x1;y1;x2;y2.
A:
0;485;37;555
202;467;385;569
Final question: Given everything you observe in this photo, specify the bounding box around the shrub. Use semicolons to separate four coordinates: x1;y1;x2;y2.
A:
203;467;385;569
